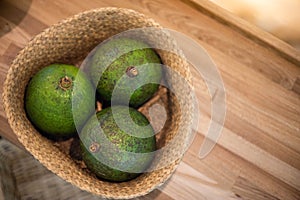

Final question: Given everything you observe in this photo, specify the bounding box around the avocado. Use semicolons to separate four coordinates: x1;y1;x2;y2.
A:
89;37;162;108
80;106;156;182
25;64;95;140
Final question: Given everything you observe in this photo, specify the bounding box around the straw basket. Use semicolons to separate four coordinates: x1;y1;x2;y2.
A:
2;7;193;199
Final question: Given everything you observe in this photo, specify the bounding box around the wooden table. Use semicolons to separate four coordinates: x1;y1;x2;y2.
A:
1;0;299;199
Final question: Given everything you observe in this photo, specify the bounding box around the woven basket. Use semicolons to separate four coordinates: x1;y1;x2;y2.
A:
2;7;193;199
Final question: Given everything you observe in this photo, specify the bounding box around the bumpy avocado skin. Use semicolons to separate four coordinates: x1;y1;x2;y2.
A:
80;106;156;182
25;64;95;140
90;37;162;108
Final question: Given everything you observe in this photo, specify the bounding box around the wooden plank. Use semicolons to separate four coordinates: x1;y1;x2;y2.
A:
180;0;300;66
232;177;280;200
179;0;300;92
188;41;300;166
292;77;300;94
159;161;238;200
0;114;23;148
0;42;23;66
184;134;300;200
136;189;174;200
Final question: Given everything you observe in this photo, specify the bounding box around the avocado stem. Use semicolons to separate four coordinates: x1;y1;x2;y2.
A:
126;66;138;77
96;101;102;112
89;142;100;153
59;76;72;90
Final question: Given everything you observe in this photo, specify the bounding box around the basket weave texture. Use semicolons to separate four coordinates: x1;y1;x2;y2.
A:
2;7;193;199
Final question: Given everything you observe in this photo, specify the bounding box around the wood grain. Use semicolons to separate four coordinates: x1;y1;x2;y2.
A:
181;0;300;66
0;0;299;199
292;77;300;94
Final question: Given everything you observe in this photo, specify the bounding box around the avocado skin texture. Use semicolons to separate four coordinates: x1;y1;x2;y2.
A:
80;106;156;182
90;37;162;108
25;64;95;140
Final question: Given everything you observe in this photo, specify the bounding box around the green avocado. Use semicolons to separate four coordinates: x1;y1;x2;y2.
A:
25;64;95;140
89;37;162;108
80;106;156;182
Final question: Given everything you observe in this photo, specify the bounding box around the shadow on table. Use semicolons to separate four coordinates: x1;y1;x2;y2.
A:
0;0;32;38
